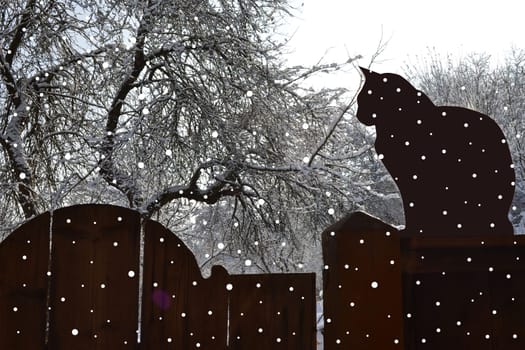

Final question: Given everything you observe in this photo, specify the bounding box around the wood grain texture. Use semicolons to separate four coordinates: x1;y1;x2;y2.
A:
48;204;140;350
0;212;50;350
140;219;229;349
1;204;317;349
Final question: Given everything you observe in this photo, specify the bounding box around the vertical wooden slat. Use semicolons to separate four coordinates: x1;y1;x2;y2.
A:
322;212;405;350
0;212;50;349
486;238;525;349
48;204;140;350
227;273;316;350
141;219;228;349
490;266;525;349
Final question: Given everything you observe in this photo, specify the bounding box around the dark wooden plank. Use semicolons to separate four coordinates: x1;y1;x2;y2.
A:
401;235;525;349
0;212;50;349
141;219;228;349
489;268;525;349
403;271;493;349
403;235;525;249
48;204;140;350
227;273;316;350
322;212;405;350
402;236;525;273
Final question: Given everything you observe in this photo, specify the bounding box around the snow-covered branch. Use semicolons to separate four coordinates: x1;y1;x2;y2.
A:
98;1;153;207
0;6;38;217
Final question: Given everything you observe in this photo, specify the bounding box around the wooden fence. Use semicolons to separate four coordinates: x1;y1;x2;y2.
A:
2;205;524;349
0;204;315;349
323;212;525;350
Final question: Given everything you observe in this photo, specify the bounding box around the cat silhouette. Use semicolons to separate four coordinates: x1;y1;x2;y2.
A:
357;67;515;235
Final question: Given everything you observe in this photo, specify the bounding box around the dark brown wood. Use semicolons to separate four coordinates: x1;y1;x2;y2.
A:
402;236;525;273
227;273;316;350
322;212;405;350
402;235;525;248
141;219;315;350
401;234;525;349
403;271;493;349
48;204;141;349
0;212;50;349
322;211;525;350
4;205;524;349
140;219;229;349
1;204;316;349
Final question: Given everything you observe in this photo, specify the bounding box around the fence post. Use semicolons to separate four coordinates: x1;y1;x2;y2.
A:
322;211;405;349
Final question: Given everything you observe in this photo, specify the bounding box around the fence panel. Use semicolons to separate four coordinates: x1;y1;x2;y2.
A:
0;212;50;349
1;204;316;349
401;236;525;349
140;219;229;349
48;205;141;350
322;211;525;350
227;273;316;350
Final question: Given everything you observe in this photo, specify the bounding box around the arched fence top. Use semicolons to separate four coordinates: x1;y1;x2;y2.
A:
0;204;316;349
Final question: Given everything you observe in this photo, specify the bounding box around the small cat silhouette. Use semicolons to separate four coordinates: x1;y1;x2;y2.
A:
357;67;515;235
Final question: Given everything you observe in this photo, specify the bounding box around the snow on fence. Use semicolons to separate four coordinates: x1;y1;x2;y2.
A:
0;204;316;349
2;204;525;349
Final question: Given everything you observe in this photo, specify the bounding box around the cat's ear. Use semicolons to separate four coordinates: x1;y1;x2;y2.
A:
357;66;372;94
358;67;382;82
358;66;371;78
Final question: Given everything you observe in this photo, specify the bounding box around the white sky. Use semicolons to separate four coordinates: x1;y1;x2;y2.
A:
286;0;525;76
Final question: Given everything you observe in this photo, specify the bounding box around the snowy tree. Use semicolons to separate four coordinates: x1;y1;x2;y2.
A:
0;0;397;272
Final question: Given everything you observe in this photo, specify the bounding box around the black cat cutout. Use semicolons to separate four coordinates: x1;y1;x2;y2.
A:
357;67;515;235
